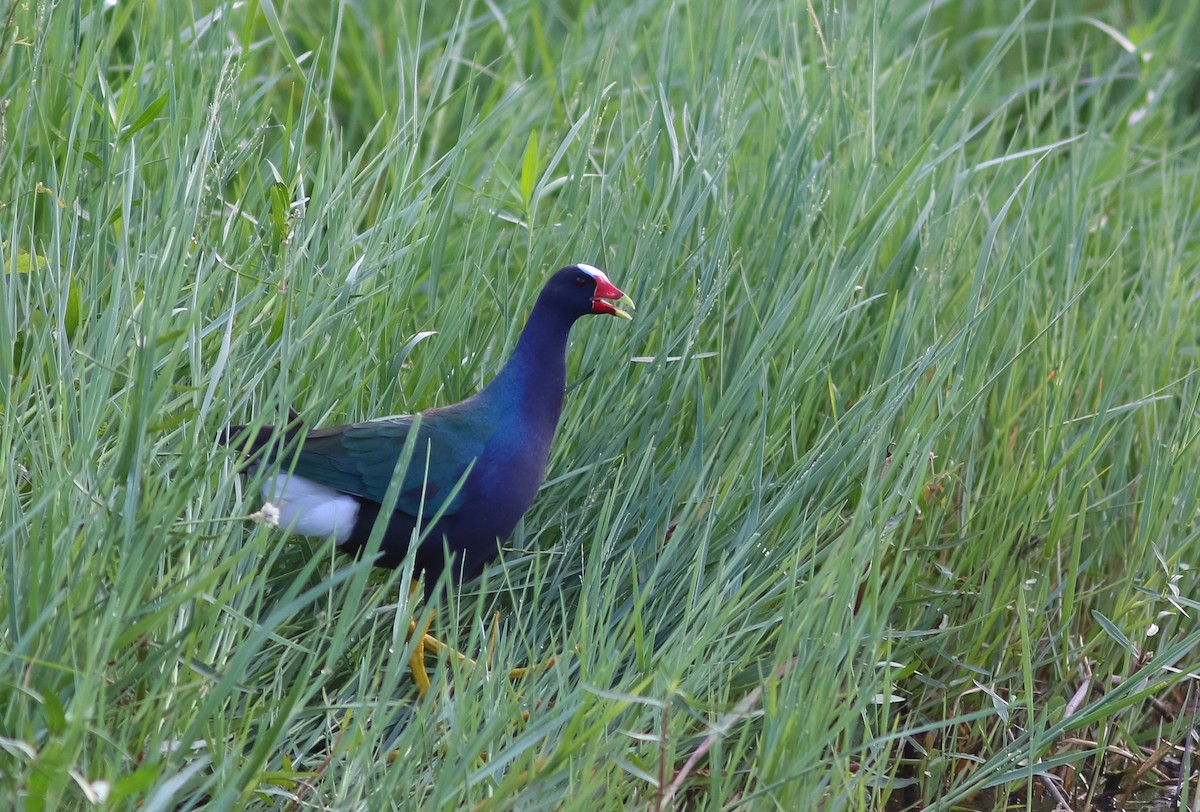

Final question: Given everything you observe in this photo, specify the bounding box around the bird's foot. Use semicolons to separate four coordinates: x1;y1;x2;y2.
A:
406;613;556;696
407;619;476;698
484;611;556;682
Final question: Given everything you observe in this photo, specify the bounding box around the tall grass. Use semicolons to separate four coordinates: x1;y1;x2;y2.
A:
2;0;1198;809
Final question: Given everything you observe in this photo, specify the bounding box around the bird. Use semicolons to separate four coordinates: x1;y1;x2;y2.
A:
221;263;634;695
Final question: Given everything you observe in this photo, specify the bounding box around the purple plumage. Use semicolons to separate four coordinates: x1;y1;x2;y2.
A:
221;264;634;595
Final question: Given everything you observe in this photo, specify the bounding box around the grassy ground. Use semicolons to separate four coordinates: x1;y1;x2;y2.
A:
3;0;1199;809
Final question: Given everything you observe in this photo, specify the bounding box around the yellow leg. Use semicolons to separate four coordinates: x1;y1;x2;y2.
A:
405;585;556;696
406;581;469;697
406;581;436;698
407;616;433;698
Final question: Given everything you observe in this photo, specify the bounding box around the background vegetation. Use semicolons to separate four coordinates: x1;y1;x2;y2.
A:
2;0;1199;808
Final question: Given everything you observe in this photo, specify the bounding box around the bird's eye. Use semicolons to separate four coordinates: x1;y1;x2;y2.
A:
574;275;589;288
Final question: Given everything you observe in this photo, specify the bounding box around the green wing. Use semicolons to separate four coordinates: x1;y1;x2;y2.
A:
287;413;485;518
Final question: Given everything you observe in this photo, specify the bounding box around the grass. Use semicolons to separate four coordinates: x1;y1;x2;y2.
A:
2;0;1199;809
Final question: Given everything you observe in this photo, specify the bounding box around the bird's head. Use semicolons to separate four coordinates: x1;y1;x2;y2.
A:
542;264;636;321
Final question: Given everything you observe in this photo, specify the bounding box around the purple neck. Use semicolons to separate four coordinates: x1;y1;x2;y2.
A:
475;296;580;440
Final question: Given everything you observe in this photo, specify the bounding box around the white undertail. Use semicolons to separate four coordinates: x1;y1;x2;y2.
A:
263;474;360;542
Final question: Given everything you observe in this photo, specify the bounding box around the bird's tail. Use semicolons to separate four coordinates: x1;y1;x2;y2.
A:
217;407;304;466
